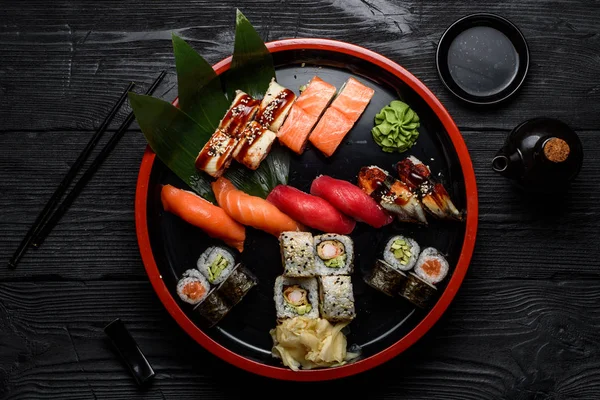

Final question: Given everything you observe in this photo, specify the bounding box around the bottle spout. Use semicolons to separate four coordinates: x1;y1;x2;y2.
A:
492;155;509;173
491;151;522;179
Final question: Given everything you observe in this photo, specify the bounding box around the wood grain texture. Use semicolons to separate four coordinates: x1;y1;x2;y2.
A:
1;0;600;131
1;279;599;399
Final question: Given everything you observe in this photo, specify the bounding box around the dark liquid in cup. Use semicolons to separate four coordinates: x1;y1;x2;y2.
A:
447;26;519;97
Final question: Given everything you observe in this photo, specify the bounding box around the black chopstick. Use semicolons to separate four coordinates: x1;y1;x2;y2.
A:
30;71;167;249
8;81;135;269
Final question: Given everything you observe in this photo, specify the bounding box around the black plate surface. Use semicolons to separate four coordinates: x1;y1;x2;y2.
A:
146;49;467;366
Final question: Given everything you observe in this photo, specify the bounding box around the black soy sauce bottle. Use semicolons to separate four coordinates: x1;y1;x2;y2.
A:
491;117;583;193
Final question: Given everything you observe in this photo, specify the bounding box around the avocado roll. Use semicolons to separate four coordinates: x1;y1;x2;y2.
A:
197;246;236;285
400;272;437;309
192;288;232;327
280;231;316;277
217;263;258;306
318;275;356;322
314;234;354;275
176;269;210;305
383;235;420;272
414;247;449;285
363;259;408;297
274;276;319;319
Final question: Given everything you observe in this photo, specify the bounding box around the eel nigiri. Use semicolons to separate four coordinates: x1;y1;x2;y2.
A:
310;175;393;228
211;177;304;237
396;156;464;221
277;76;337;154
309;77;375;157
266;185;356;234
160;184;246;252
233;121;277;170
255;78;296;133
358;166;428;224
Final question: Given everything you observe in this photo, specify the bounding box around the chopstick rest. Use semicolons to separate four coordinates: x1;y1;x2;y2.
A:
104;318;156;387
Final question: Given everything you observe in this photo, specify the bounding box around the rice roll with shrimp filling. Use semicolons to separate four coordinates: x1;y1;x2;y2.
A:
197;246;236;285
192;288;232;327
217;263;258;306
414;247;449;285
274;276;319;319
176;269;210;305
314;234;354;275
383;235;420;272
364;259;408;297
400;272;437;309
280;232;316;277
318;275;356;322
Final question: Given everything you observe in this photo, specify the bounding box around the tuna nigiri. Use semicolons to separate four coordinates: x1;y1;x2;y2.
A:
277;76;337;154
212;177;304;237
266;185;356;234
310;175;393;228
161;184;246;252
309;77;375;157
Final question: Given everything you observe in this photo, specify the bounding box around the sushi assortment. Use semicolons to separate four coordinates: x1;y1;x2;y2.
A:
176;247;257;327
364;235;449;309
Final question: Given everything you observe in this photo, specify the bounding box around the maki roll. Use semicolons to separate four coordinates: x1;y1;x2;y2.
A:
217;263;258;306
280;231;316;277
197;246;236;285
176;269;210;305
318;276;356;322
400;272;437;309
414;247;449;285
314;234;354;275
274;276;319;319
192;288;232;327
363;259;408;297
383;235;420;271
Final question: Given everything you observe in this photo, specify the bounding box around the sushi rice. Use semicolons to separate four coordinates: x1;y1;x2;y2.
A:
176;269;210;305
197;246;236;285
318;275;356;322
313;234;354;275
280;231;316;277
383;235;420;272
414;247;449;285
274;276;319;319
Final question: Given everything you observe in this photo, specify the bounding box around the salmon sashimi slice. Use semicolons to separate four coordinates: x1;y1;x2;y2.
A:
277;76;337;154
161;184;246;252
309;77;375;157
211;177;305;237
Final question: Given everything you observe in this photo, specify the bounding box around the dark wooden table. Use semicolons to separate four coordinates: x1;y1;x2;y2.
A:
2;1;599;398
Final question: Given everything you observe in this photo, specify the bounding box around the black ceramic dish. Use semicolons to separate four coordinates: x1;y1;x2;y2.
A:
436;13;530;106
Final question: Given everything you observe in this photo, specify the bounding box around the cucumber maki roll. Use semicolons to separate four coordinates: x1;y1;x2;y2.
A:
274;276;319;319
176;269;210;305
318;275;356;322
364;259;408;297
280;232;316;277
400;272;437;309
217;263;258;306
413;247;449;285
192;288;232;327
383;235;420;271
197;246;236;285
314;234;354;275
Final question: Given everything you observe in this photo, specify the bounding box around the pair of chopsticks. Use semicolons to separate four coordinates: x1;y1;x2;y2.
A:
8;71;167;269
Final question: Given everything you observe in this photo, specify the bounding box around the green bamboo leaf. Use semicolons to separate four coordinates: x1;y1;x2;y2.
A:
129;92;216;202
224;9;275;99
172;34;230;131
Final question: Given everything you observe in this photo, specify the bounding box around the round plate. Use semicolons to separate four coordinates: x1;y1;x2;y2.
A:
436;13;530;106
135;39;478;381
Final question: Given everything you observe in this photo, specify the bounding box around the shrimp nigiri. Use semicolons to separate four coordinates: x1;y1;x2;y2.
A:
161;184;246;252
211;177;304;237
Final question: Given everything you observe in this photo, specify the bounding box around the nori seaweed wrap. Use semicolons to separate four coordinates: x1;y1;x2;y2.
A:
363;259;408;297
192;288;232;327
399;272;437;309
216;263;258;306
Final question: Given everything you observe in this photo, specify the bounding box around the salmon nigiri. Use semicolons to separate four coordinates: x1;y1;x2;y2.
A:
161;185;246;252
309;77;375;157
277;77;336;154
211;177;304;237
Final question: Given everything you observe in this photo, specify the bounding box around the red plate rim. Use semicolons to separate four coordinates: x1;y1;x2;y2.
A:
135;38;479;381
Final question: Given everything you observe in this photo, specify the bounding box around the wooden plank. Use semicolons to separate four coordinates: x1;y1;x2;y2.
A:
1;279;599;398
1;129;598;280
1;0;600;131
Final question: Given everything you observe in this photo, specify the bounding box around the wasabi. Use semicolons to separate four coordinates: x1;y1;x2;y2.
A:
371;100;420;153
